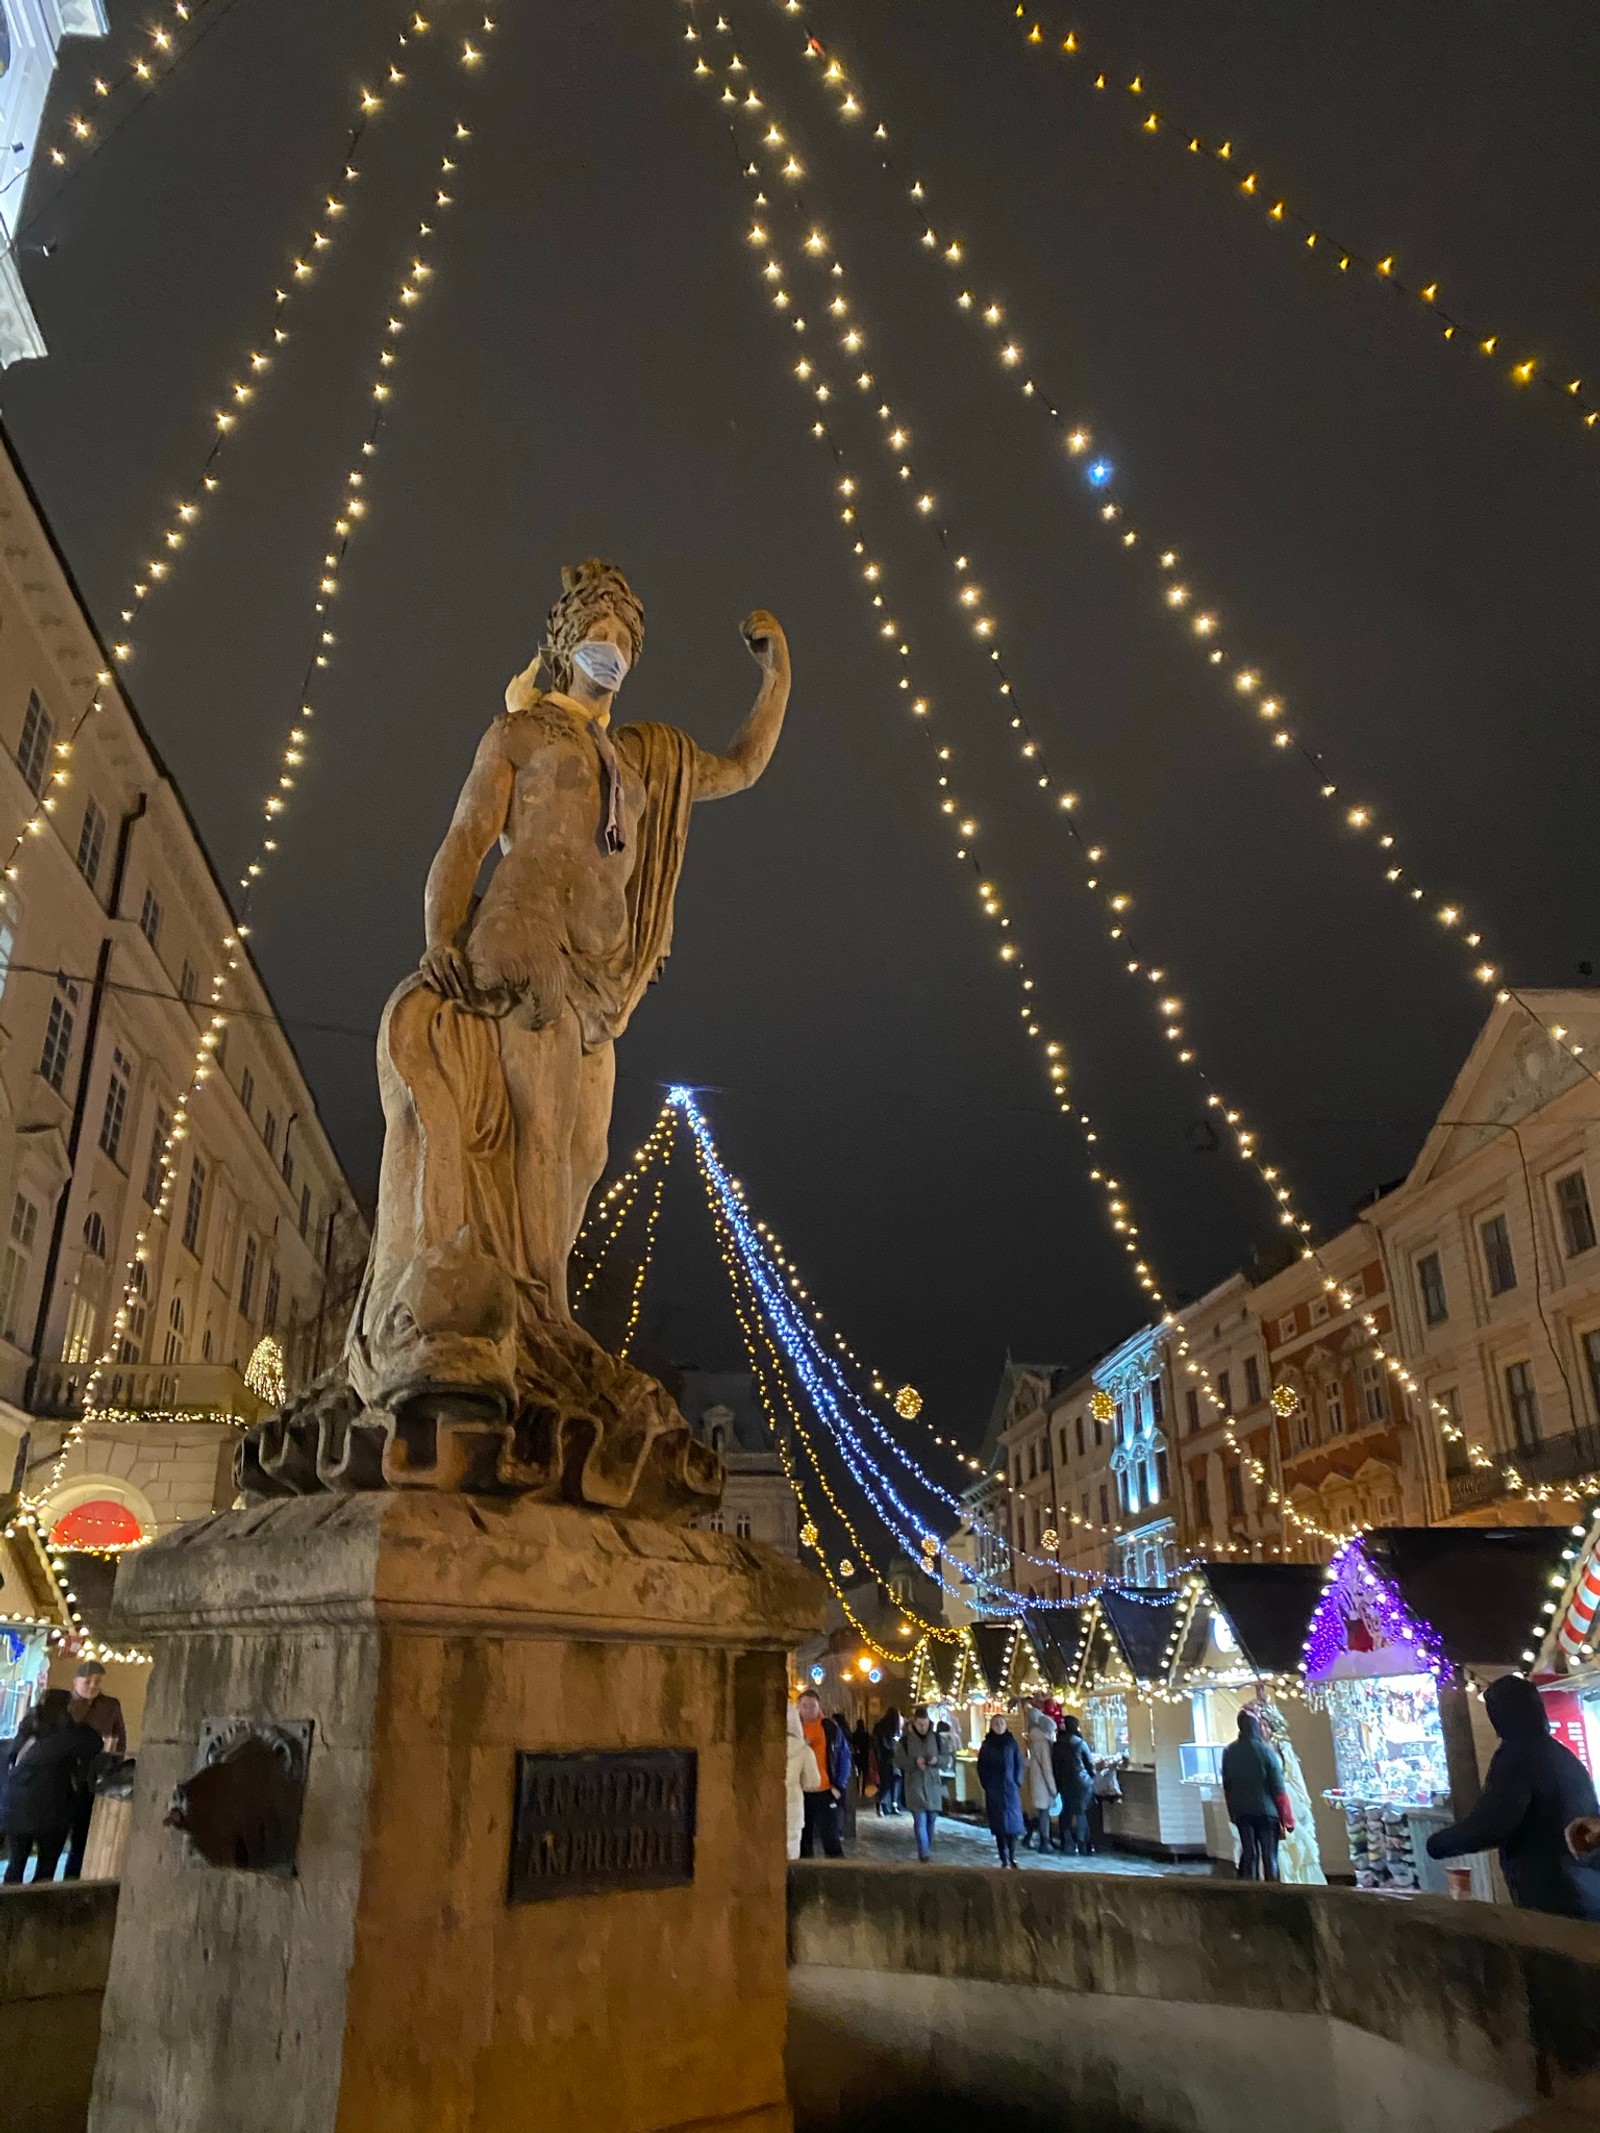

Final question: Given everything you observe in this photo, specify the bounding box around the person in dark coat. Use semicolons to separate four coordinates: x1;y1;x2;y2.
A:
1051;1712;1096;1854
1427;1673;1600;1920
850;1718;873;1799
976;1712;1025;1869
1221;1708;1289;1881
872;1707;903;1816
2;1690;101;1884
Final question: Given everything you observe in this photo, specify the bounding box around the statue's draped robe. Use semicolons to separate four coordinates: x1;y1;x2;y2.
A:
347;719;698;1419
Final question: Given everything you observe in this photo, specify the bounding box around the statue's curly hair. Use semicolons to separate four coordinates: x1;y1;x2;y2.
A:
540;557;645;691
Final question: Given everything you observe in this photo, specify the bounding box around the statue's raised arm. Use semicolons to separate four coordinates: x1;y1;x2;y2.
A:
691;608;791;801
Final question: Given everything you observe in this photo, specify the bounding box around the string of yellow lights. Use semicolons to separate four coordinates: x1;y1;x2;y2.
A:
28;30;499;1510
995;3;1598;441
617;1127;673;1361
777;8;1600;1122
573;1103;677;1304
0;3;436;922
688;27;1353;1558
724;6;1509;1479
31;0;232;189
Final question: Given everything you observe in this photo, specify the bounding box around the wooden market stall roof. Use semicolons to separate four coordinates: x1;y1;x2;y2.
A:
0;1496;73;1635
1196;1562;1327;1678
1362;1527;1570;1671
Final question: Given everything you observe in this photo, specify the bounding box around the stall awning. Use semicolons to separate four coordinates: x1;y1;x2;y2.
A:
1367;1528;1571;1670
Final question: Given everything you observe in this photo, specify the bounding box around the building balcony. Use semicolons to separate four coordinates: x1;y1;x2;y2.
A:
1446;1425;1600;1516
32;1360;271;1424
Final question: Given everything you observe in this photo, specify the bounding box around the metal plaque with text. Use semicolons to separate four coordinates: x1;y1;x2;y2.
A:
508;1747;697;1904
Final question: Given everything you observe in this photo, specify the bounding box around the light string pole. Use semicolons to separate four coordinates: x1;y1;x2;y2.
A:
684;22;1352;1554
30;20;501;1511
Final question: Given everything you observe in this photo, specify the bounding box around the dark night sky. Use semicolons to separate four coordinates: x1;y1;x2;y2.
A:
4;0;1599;1455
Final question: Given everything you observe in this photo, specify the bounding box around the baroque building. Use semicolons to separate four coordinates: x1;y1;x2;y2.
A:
1365;991;1600;1525
0;428;365;1554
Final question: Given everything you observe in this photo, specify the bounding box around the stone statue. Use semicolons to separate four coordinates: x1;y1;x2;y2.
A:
241;559;790;1516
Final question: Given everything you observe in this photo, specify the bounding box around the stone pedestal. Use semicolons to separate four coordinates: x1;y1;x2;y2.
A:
87;1493;823;2133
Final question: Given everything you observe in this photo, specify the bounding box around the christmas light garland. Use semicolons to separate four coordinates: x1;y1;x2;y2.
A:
997;2;1600;443
29;25;501;1511
712;8;1499;1488
684;23;1353;1556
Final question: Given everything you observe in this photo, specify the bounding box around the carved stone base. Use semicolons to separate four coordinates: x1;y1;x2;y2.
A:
239;1324;722;1522
88;1493;824;2133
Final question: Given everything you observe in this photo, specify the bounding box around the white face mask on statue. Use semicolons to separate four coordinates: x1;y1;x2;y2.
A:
572;639;630;693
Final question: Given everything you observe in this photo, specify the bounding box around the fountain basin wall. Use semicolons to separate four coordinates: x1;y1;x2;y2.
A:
786;1863;1600;2133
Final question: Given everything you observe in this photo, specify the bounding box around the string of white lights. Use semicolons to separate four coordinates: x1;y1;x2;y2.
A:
773;10;1600;1128
685;26;1353;1556
29;26;500;1508
712;12;1495;1485
1;3;437;925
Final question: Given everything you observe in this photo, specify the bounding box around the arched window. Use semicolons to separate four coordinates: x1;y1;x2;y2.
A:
163;1293;186;1365
81;1211;107;1257
709;1423;725;1452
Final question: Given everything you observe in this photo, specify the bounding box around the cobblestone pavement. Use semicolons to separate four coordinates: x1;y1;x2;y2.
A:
846;1804;1223;1877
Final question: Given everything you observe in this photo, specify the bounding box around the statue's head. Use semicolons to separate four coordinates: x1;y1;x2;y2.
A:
541;558;645;692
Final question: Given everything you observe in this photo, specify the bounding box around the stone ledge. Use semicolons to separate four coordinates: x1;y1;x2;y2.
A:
111;1491;823;1648
787;1862;1600;2108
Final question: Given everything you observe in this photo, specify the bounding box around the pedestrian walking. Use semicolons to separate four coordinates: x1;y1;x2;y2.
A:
896;1705;946;1862
1021;1700;1058;1850
1428;1674;1600;1921
1221;1708;1290;1881
795;1690;850;1859
1051;1712;1096;1854
2;1690;101;1885
785;1700;818;1861
850;1718;873;1802
63;1659;125;1881
976;1712;1025;1869
872;1706;903;1816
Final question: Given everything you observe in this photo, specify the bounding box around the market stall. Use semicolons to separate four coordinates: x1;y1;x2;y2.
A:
1076;1586;1206;1859
1168;1562;1343;1878
1302;1528;1570;1896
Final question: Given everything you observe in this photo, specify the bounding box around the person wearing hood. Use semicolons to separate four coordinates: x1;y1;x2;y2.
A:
1021;1700;1059;1850
895;1705;946;1861
1051;1712;1096;1854
976;1712;1025;1868
1427;1673;1600;1920
785;1701;820;1862
1221;1708;1290;1881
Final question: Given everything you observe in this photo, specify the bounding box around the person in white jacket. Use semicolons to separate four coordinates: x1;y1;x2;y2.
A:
786;1700;820;1861
1022;1702;1059;1851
